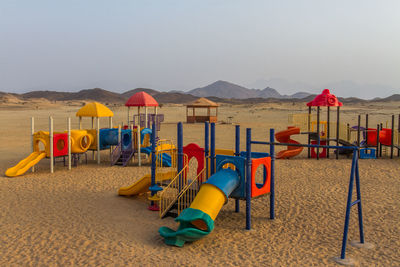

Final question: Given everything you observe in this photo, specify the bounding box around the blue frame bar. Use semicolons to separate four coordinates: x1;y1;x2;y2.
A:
246;128;252;230
250;140;357;150
210;123;216;175
269;128;275;219
204;122;209;179
177;122;183;191
235;125;240;213
149;122;157;206
339;150;365;260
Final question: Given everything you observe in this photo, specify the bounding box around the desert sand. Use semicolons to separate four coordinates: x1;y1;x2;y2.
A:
0;101;399;266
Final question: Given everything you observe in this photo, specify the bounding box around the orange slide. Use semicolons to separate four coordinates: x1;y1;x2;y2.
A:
275;127;303;159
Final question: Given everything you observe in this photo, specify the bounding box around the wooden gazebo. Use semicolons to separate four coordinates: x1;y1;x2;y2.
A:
186;98;219;123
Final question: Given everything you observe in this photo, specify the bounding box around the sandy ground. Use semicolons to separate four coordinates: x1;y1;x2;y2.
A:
0;101;399;266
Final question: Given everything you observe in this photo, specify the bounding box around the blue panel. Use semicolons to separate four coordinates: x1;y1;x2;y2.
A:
360;148;376;159
99;128;132;150
215;155;246;198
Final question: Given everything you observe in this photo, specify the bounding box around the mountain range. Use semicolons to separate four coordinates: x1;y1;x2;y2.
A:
1;80;399;104
187;80;311;99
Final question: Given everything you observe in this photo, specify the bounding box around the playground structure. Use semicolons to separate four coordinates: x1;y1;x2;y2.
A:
5;101;166;177
280;89;400;160
125;91;164;131
117;120;371;263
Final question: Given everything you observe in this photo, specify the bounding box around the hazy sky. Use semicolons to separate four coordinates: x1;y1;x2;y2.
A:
1;0;399;98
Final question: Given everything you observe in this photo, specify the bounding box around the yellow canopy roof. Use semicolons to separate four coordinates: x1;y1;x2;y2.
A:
76;102;114;117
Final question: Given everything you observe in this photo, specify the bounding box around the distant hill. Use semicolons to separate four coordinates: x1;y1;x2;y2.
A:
187;80;310;99
188;80;256;99
21;88;125;103
121;88;159;99
373;94;400;102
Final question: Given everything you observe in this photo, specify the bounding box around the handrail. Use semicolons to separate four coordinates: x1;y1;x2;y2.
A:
175;167;207;216
110;141;122;165
159;161;189;218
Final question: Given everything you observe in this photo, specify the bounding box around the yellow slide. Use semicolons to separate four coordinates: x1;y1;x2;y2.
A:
5;151;46;177
118;171;176;196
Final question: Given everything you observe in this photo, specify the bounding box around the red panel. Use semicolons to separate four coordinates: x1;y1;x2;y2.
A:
251;157;271;197
380;128;392;146
310;140;327;158
183;143;205;175
53;133;68;157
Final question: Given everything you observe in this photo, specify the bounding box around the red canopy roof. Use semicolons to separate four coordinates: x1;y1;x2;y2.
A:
306;89;343;107
125;91;159;107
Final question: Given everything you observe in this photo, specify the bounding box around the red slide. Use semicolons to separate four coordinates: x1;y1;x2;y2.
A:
275;127;303;159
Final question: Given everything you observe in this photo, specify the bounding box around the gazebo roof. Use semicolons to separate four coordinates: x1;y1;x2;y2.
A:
307;89;343;107
125;91;159;107
76;102;114;117
186;97;219;108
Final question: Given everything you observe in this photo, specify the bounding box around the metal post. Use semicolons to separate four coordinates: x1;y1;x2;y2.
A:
145;107;148;128
339;151;357;260
316;106;320;160
204;122;209;178
151;122;156;189
336;107;340;159
138;120;141;166
245;128;252;230
391;115;394;159
355;158;365;244
235;125;240;213
270;128;275;219
49;116;54;173
31;117;35;173
97;117;100;164
308;106;311;158
68;117;71;170
398;114;400;157
357;115;361;156
118;125;121;145
327;106;330;158
130;124;134;163
376;125;380;158
79;116;82;130
365;114;369;147
177;122;183;192
379;123;383;157
210;123;216;175
127;106;130;126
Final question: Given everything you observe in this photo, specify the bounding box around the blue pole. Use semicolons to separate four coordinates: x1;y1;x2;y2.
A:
150;122;156;189
204;122;209;179
355;156;365;243
235;125;240;213
270;128;275;219
177;122;183;191
210;123;216;175
340;149;357;259
149;122;156;207
246;128;252;230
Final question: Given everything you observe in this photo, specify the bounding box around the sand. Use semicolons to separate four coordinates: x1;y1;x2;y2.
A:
0;101;399;266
